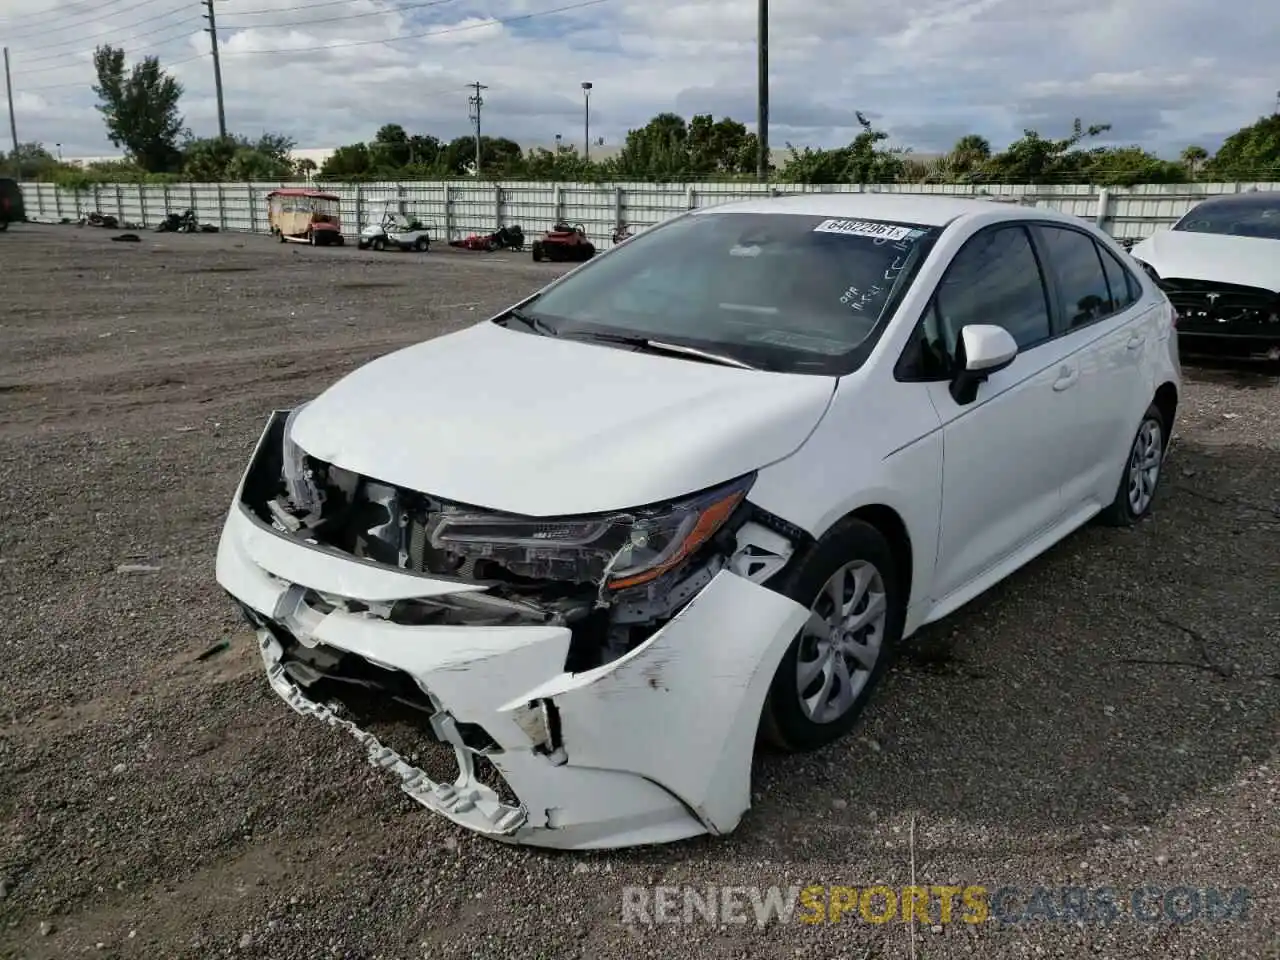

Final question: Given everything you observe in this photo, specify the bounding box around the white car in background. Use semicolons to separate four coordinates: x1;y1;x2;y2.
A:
216;194;1182;850
1129;191;1280;360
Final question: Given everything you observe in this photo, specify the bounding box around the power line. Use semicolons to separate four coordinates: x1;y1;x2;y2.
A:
13;22;205;73
225;0;442;15
11;14;205;65
220;0;463;30
0;0;179;41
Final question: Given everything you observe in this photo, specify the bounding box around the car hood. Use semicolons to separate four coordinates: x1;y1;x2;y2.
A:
1129;231;1280;292
288;321;837;516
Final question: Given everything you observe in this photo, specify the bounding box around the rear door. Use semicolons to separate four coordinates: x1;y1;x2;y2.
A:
1030;224;1156;511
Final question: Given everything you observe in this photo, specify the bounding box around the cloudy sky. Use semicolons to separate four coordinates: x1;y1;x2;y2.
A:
3;0;1277;159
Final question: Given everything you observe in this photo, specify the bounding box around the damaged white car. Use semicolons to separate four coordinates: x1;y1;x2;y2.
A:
1129;191;1280;361
217;194;1182;849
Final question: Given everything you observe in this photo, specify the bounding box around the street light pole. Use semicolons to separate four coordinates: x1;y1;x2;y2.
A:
581;81;593;162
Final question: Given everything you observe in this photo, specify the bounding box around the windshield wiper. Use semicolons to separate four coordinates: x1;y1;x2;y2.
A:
501;307;558;337
562;329;759;369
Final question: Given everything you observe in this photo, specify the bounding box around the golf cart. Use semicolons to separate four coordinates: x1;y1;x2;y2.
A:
358;204;431;252
266;188;345;246
531;221;595;262
0;178;24;231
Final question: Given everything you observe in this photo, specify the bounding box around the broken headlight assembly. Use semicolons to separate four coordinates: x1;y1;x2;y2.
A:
426;473;755;589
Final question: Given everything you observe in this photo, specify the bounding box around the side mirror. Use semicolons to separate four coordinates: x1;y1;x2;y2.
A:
949;324;1018;405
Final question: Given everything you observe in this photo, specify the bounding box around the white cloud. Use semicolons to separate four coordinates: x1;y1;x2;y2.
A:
2;0;1276;158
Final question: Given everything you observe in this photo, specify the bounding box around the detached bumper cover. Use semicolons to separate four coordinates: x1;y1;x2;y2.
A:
216;415;809;849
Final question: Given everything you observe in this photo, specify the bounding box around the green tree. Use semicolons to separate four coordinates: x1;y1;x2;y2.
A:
1079;146;1185;186
948;134;992;177
0;142;60;179
91;44;185;173
980;119;1110;183
319;143;373;179
1180;144;1208;177
180;133;295;181
777;112;903;184
1204;113;1280;180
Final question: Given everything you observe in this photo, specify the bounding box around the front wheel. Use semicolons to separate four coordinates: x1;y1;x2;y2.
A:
1099;403;1166;527
760;518;904;753
372;237;385;252
414;237;429;252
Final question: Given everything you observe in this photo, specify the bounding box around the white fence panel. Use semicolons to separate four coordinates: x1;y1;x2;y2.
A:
16;179;1280;242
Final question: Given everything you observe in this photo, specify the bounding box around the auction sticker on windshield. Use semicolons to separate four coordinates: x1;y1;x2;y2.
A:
813;219;915;241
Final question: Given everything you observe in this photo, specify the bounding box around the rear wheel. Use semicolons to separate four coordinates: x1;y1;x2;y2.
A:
760;518;904;753
580;242;596;260
307;230;316;246
276;228;286;243
1099;403;1166;527
531;242;543;262
414;236;429;252
372;237;385;252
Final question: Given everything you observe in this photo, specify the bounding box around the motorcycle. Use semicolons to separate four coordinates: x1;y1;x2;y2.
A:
155;209;199;233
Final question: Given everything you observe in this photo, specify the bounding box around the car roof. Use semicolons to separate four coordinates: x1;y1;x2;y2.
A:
267;188;341;200
692;191;1079;228
1189;191;1280;210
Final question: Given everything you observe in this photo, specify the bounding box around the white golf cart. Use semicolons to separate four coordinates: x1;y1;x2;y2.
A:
358;203;432;252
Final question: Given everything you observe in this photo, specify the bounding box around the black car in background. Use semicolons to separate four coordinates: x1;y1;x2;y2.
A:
0;177;24;230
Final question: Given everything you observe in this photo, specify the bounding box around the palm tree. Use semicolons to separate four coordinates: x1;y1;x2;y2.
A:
1180;145;1208;177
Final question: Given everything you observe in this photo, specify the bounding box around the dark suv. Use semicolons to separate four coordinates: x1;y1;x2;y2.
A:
0;178;24;231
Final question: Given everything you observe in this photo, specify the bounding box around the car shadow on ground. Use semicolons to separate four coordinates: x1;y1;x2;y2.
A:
595;417;1279;866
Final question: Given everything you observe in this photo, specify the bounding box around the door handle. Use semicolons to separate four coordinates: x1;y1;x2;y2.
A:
1126;333;1146;350
1052;365;1078;391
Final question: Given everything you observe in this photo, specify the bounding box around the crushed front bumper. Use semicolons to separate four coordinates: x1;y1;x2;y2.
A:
216;414;809;849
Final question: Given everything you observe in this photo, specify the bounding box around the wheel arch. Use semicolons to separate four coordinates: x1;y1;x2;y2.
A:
843;504;913;617
1153;381;1178;433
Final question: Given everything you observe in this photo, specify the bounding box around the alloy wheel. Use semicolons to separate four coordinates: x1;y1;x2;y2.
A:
795;560;888;724
1127;417;1163;515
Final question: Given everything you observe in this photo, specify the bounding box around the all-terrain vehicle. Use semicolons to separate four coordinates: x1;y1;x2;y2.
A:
358;205;431;252
449;224;525;252
531;221;595;262
0;178;23;232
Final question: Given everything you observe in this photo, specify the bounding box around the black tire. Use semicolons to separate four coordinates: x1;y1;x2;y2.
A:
531;242;543;262
372;237;385;252
1098;402;1167;527
759;518;905;753
580;242;596;260
414;237;429;252
277;229;286;243
0;219;8;232
334;235;345;247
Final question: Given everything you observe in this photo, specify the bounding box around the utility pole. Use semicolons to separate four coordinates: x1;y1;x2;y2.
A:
3;47;17;157
756;0;768;182
467;81;486;177
202;0;227;138
581;81;592;162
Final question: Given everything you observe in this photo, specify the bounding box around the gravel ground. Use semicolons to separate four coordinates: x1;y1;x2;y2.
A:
0;225;1276;960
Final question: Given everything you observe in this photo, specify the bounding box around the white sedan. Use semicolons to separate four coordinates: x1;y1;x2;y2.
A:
216;194;1182;850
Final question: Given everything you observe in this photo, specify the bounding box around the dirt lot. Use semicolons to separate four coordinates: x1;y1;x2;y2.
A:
0;224;1277;960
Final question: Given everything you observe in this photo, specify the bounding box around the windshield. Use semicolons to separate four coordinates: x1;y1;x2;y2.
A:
1173;197;1280;240
511;211;940;374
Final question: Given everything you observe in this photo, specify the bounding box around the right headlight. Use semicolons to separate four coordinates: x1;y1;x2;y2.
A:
427;473;755;589
280;402;322;514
